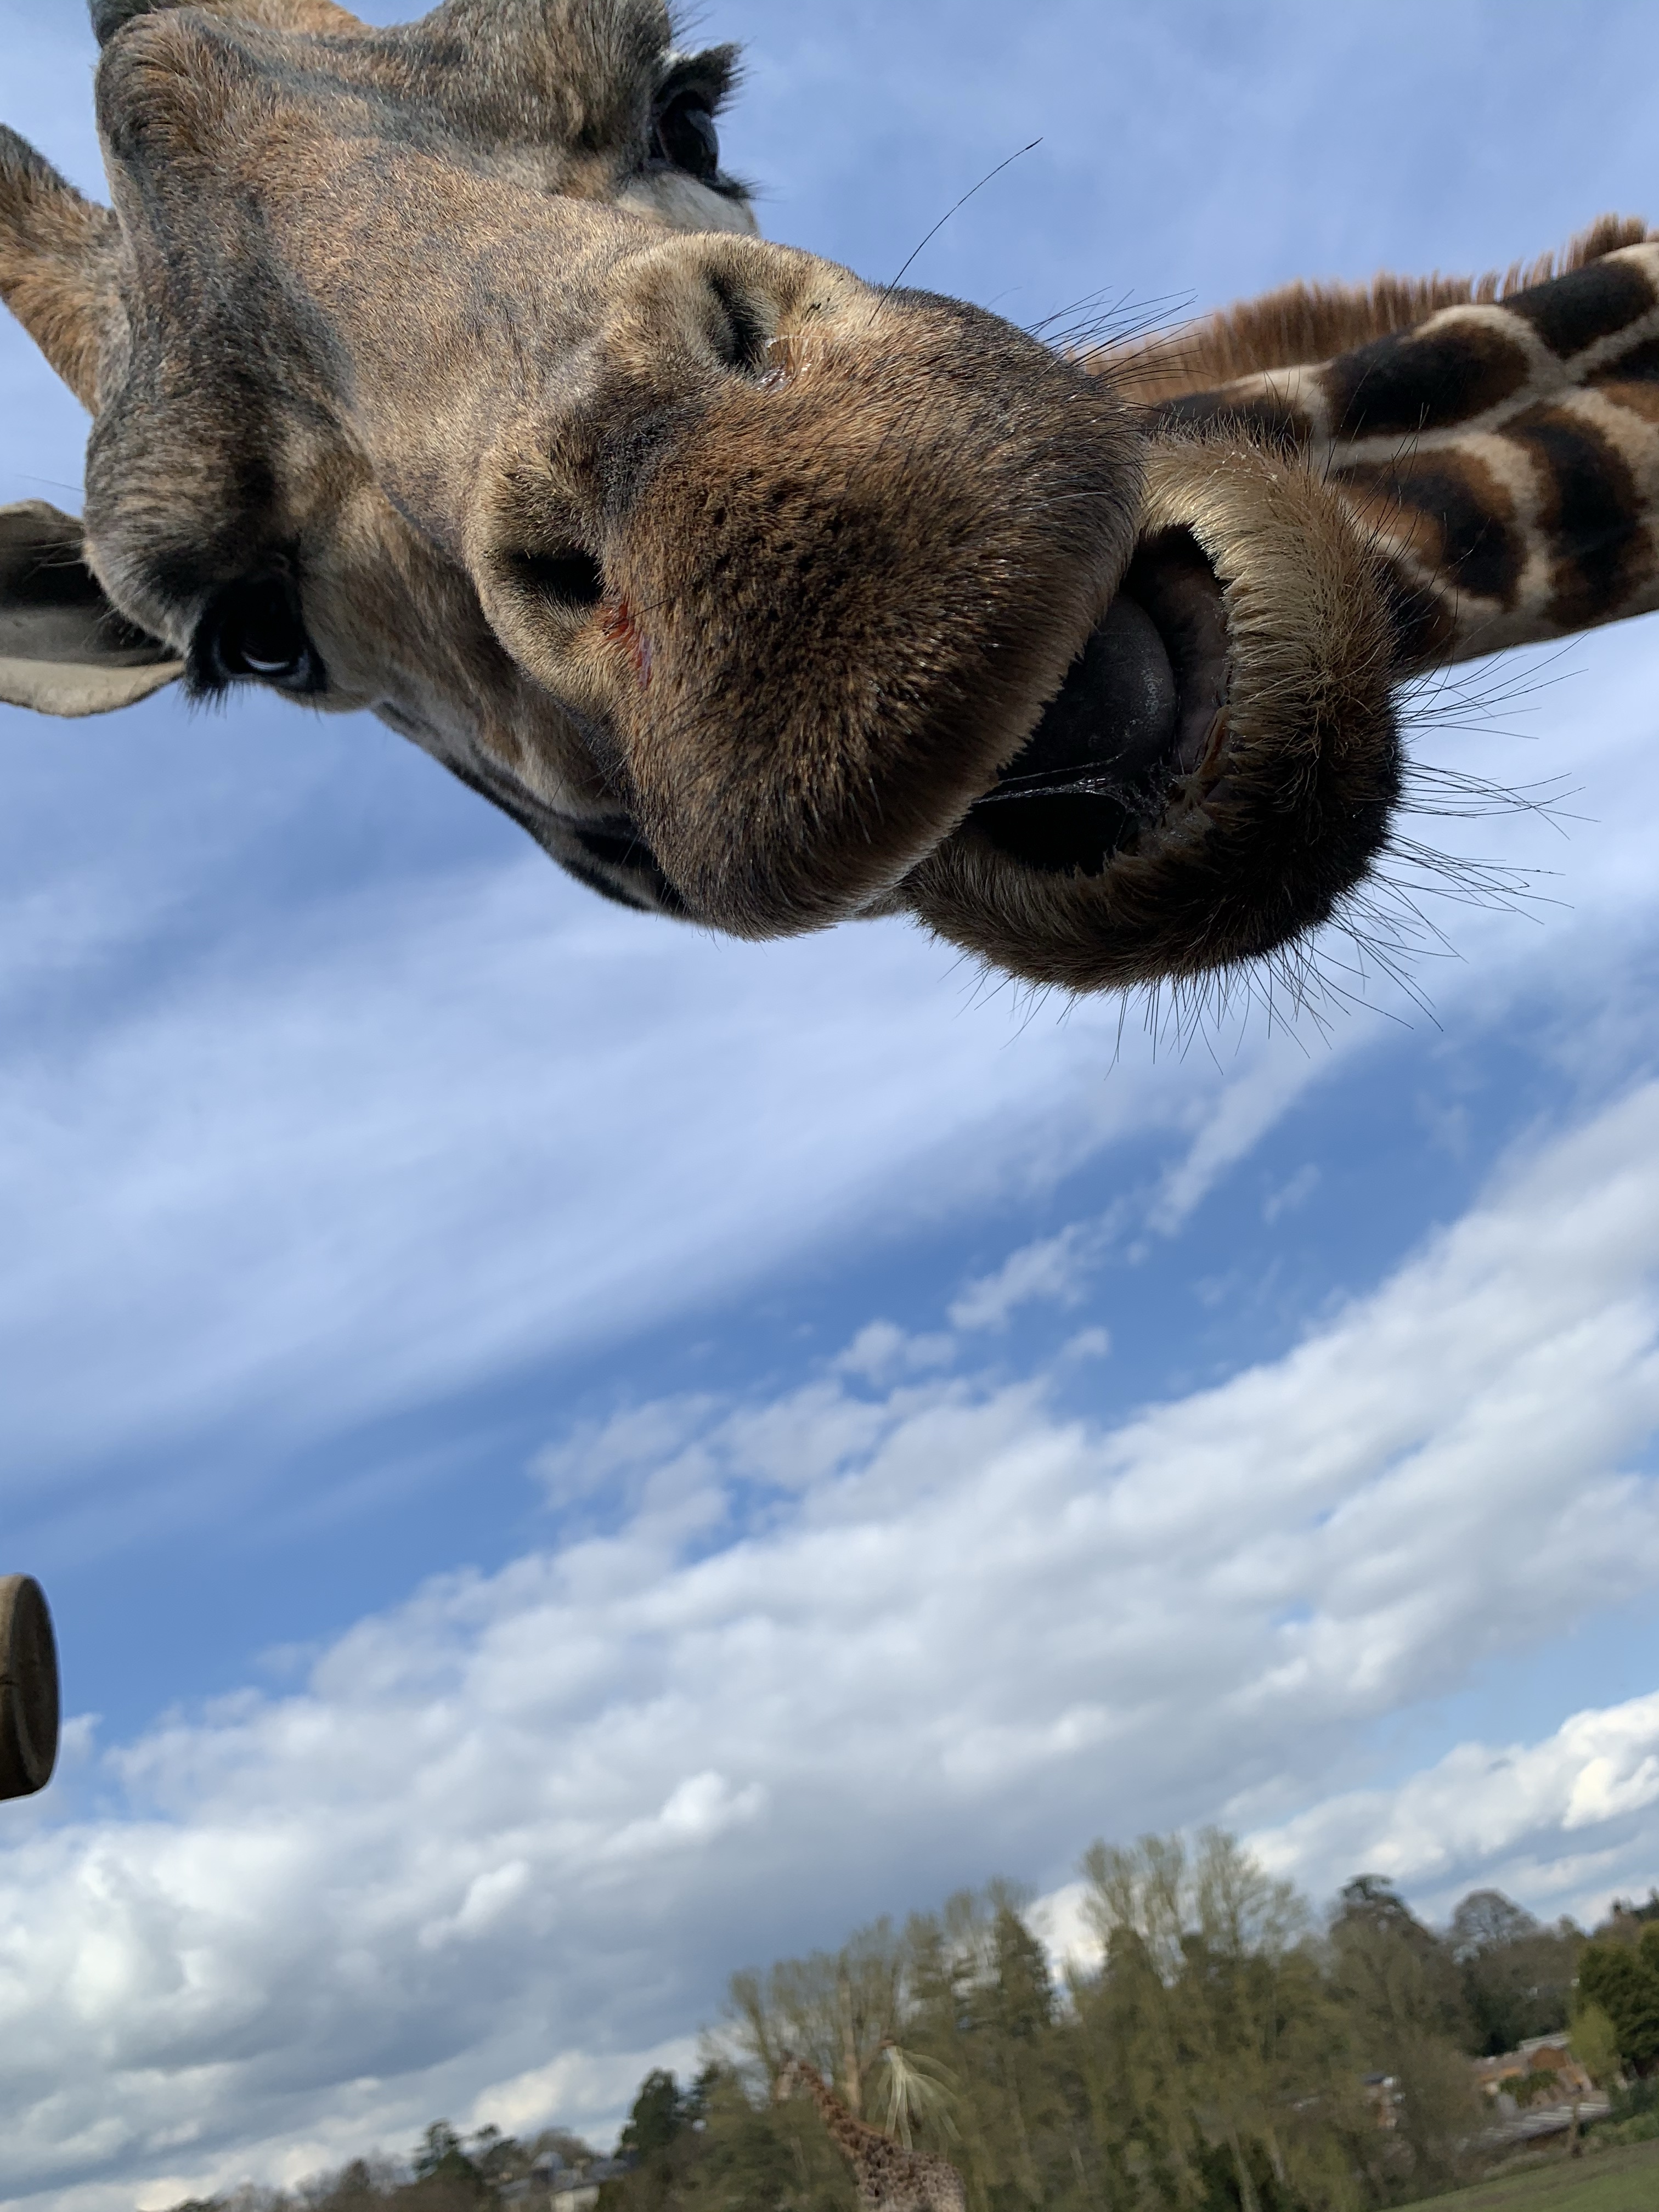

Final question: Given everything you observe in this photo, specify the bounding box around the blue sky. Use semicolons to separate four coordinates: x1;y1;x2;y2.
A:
4;2;1659;2207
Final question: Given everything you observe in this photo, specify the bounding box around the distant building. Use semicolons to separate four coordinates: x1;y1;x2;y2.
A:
1471;2035;1609;2145
500;2151;634;2212
1473;2033;1595;2104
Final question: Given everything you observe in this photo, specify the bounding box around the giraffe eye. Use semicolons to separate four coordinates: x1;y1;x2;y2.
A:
202;577;323;691
654;92;720;183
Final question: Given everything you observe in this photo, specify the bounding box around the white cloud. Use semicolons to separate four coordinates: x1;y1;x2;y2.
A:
834;1323;956;1383
0;831;1397;1542
1060;1326;1111;1362
950;1229;1095;1330
6;1080;1659;2208
1150;1047;1331;1235
1263;1164;1321;1225
1026;1881;1102;1980
611;1773;770;1860
468;2039;699;2148
1249;1691;1659;1922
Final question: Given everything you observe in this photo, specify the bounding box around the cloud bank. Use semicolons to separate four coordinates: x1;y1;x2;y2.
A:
6;1082;1659;2210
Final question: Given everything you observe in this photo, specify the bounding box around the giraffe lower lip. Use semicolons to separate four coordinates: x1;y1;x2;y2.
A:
972;527;1230;875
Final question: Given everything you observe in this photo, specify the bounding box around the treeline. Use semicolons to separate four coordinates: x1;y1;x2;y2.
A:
167;2121;600;2212
170;1837;1659;2212
600;1834;1645;2212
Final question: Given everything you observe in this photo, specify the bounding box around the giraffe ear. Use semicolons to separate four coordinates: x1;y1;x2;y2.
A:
0;502;183;718
0;127;124;410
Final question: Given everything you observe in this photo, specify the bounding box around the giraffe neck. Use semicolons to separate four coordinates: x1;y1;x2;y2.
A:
785;2058;872;2160
1139;234;1659;669
778;2057;966;2212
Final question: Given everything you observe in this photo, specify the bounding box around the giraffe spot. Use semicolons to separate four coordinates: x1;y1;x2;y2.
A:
1589;334;1659;385
1589;383;1659;441
1502;403;1649;633
1321;319;1533;441
1505;254;1657;358
1331;450;1525;612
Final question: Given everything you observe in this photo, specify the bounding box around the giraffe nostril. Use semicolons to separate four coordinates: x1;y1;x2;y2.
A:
707;271;772;377
513;547;604;610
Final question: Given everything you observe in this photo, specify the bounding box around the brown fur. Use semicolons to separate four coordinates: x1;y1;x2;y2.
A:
94;0;360;31
0;141;123;408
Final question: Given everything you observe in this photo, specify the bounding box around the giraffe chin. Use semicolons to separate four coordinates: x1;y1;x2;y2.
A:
897;435;1404;994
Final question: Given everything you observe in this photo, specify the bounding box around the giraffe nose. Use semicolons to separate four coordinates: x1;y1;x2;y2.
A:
472;276;1147;936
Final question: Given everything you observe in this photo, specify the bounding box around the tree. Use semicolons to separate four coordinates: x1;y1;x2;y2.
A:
727;1918;906;2113
619;2072;686;2162
1328;1877;1479;2191
1446;1889;1580;2056
682;2062;853;2212
1329;1877;1470;2049
1447;1891;1538;1962
1072;1831;1367;2212
411;2125;480;2188
891;1884;1070;2206
1570;2001;1624;2090
601;2068;708;2212
1076;1833;1210;2209
315;2159;383;2209
868;2042;959;2152
464;2130;525;2190
1578;1937;1659;2074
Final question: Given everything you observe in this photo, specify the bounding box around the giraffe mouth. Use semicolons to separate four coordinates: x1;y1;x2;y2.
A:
904;438;1401;993
969;527;1230;874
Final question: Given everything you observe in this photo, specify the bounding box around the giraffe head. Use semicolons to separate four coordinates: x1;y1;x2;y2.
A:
0;0;1401;994
771;2052;811;2106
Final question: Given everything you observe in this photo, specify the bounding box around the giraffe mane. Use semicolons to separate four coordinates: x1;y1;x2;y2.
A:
1099;213;1652;403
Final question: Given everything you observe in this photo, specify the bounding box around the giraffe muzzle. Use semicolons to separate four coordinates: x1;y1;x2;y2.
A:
899;435;1404;992
476;285;1148;939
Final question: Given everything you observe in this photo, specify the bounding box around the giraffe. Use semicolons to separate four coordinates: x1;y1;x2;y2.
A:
5;9;1653;1012
3;0;1630;1013
774;2053;967;2212
2;1;1655;1006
